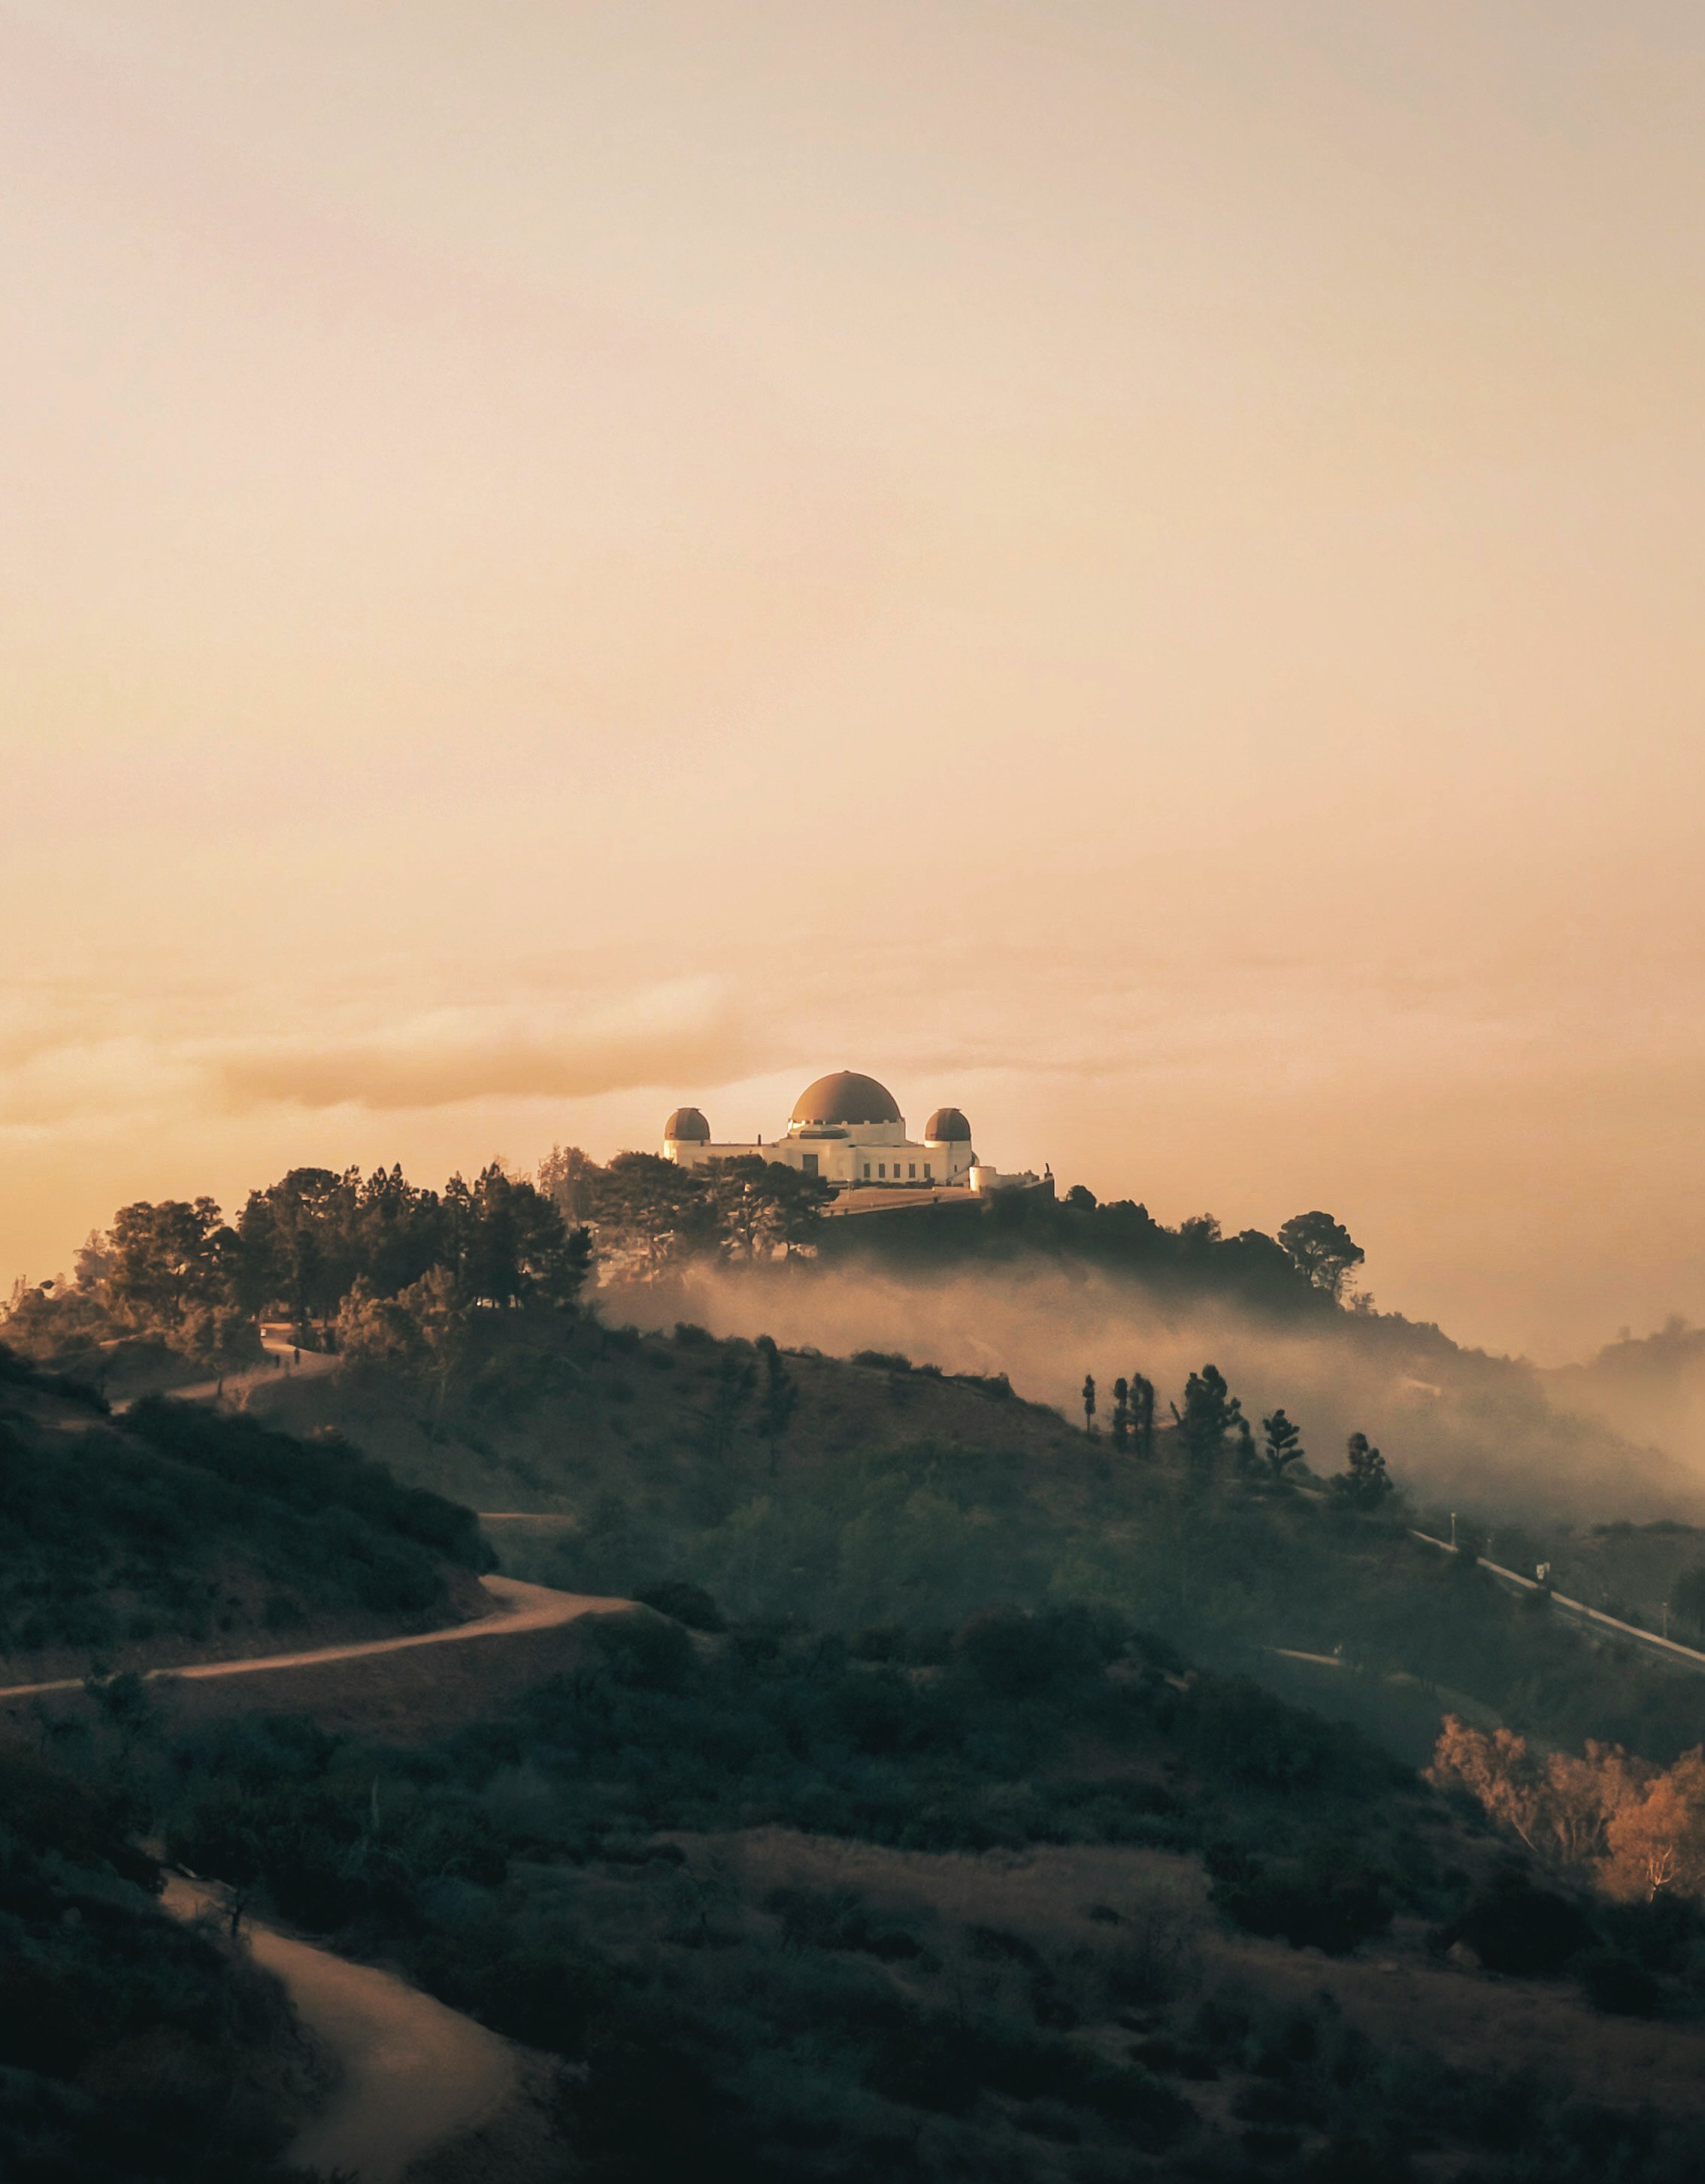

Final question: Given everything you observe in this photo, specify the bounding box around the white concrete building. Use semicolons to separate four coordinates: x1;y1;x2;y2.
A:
662;1070;1043;1199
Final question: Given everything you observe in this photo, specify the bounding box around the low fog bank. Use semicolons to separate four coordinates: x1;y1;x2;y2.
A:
1543;1319;1705;1480
607;1262;1703;1525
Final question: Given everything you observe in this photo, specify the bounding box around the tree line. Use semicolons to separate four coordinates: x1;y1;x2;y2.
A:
0;1146;833;1367
2;1135;1367;1376
1079;1360;1392;1507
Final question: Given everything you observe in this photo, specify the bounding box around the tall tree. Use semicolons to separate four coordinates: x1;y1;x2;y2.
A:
1129;1374;1156;1461
1110;1377;1131;1450
701;1347;756;1462
754;1334;799;1474
106;1198;235;1337
1081;1373;1097;1434
1260;1407;1306;1482
236;1168;361;1330
1170;1363;1243;1487
537;1143;597;1226
591;1153;710;1278
1332;1431;1392;1509
1276;1211;1365;1301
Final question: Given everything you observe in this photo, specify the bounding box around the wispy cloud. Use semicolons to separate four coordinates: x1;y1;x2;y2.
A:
0;977;770;1127
210;981;761;1112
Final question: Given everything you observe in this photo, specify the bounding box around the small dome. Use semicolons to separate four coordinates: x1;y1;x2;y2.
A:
664;1106;710;1142
924;1106;972;1143
790;1070;901;1128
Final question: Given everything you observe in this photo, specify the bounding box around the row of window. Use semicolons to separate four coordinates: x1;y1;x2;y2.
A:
862;1161;930;1181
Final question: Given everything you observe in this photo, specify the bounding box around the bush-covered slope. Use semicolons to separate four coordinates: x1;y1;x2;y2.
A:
135;1599;1705;2183
0;1747;308;2184
232;1313;1705;1771
0;1344;492;1673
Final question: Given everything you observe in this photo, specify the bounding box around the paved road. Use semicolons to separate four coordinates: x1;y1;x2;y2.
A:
1410;1531;1705;1679
0;1574;628;1702
165;1877;514;2183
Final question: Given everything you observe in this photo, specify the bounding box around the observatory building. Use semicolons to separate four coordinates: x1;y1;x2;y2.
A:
662;1070;1041;1200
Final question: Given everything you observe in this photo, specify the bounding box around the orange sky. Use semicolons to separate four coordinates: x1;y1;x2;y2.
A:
4;2;1703;1363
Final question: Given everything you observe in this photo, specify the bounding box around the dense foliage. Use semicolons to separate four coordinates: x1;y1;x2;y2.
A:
3;1142;1366;1380
814;1186;1356;1315
0;1749;302;2184
89;1599;1705;2183
0;1348;489;1659
4;1161;592;1368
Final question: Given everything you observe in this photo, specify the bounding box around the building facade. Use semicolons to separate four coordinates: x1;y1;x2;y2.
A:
662;1070;1040;1198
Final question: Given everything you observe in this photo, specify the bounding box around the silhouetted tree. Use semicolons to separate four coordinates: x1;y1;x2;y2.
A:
1111;1377;1131;1449
1171;1363;1243;1487
592;1153;710;1278
1333;1431;1392;1509
1081;1373;1097;1434
106;1197;240;1340
1261;1407;1306;1483
236;1168;361;1331
1277;1211;1364;1301
701;1347;756;1462
755;1335;798;1474
1130;1374;1156;1461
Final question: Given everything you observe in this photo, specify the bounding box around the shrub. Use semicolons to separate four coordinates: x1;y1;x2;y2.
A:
1441;1869;1596;1977
1208;1846;1393;1955
952;1605;1104;1700
635;1579;726;1632
1577;1948;1664;2017
590;1609;697;1692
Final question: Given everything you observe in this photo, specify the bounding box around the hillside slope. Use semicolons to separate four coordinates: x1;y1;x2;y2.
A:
213;1312;1705;1769
0;1345;493;1684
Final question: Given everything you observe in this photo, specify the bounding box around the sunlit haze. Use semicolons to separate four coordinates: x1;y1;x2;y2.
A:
5;2;1704;1362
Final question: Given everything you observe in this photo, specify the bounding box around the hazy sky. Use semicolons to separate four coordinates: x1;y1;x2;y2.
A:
5;2;1703;1362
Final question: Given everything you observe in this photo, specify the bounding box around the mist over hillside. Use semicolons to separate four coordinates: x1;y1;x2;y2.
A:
611;1260;1700;1525
1544;1320;1705;1482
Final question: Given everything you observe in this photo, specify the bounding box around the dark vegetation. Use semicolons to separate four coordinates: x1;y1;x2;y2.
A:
34;1597;1705;2182
303;1307;1705;1773
816;1189;1364;1315
0;1345;489;1663
2;1155;1357;1379
0;1746;307;2184
11;1153;1705;2173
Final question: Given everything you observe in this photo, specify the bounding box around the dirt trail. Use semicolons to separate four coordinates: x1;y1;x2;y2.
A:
115;1331;341;1414
0;1574;629;1702
165;1878;515;2182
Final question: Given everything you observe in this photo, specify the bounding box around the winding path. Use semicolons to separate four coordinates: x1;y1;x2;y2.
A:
0;1574;628;1702
166;1878;515;2183
120;1579;628;2178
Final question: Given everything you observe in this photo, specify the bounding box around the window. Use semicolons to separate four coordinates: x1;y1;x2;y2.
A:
863;1163;871;1179
878;1163;886;1178
908;1163;916;1179
924;1162;931;1179
801;1153;818;1177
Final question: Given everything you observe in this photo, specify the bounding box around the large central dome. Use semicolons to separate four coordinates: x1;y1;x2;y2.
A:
789;1070;902;1128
